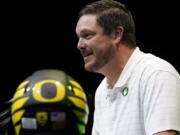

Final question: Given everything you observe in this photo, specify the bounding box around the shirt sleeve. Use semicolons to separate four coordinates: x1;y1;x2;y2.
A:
143;71;180;135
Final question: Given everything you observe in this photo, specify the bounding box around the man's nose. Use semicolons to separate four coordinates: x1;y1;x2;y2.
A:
77;38;86;50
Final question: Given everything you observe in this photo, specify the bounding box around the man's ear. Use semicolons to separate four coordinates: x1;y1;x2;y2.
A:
113;26;124;45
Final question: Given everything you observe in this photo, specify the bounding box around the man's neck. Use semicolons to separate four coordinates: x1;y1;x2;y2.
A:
103;46;136;88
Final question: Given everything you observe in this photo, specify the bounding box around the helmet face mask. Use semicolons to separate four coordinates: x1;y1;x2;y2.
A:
11;69;89;135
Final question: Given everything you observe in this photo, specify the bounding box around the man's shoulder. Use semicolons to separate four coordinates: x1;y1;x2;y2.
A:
137;52;179;77
131;51;179;88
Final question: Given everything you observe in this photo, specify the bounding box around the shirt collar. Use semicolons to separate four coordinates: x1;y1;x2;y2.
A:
113;47;144;88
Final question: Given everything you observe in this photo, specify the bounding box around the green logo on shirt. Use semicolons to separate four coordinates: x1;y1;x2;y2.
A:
122;87;128;96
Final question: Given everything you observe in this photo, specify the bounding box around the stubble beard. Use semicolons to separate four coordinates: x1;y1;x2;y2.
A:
84;45;115;73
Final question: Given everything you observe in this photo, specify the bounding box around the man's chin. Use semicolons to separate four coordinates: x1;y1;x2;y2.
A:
84;63;99;73
84;66;93;72
84;63;94;72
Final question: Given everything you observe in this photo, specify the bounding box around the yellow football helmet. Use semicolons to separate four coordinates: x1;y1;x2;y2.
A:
11;69;89;135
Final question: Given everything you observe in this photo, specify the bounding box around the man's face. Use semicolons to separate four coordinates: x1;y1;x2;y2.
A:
76;15;116;73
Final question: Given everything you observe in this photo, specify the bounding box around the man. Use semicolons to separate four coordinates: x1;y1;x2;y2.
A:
75;0;180;135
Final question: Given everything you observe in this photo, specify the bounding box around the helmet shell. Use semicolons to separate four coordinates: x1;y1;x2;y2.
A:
11;69;89;135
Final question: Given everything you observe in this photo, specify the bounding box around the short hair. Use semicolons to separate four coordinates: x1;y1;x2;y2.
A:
79;0;136;48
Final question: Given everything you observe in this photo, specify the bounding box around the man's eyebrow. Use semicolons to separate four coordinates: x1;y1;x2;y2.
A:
80;29;93;34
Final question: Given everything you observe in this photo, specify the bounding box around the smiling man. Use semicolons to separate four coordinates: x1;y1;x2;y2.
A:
75;0;180;135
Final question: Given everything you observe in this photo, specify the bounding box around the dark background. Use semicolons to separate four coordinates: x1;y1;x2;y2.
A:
1;0;179;134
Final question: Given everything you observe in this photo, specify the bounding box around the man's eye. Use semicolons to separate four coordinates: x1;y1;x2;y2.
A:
83;34;93;39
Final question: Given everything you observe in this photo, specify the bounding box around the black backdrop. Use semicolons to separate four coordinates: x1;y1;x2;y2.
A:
1;0;179;134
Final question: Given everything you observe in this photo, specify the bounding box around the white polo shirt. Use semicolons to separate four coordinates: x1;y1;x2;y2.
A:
92;47;180;135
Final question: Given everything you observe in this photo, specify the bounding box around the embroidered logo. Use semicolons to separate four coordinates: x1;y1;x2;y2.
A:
122;87;128;96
